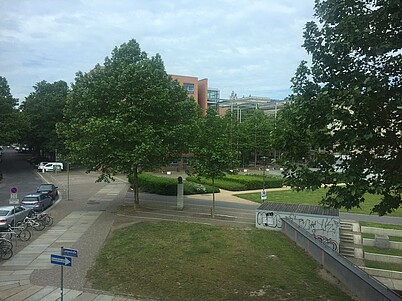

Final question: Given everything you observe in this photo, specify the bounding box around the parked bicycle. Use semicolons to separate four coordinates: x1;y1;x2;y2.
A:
31;211;53;227
0;237;13;250
18;216;45;231
0;225;31;241
0;238;13;260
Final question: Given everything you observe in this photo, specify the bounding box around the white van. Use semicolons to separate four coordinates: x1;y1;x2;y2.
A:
39;162;64;172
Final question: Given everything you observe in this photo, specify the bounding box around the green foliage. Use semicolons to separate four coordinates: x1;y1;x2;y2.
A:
190;107;239;180
187;174;283;191
224;174;283;189
237;110;275;167
187;176;247;191
281;0;402;215
128;173;217;195
20;80;68;154
0;76;21;145
57;39;200;203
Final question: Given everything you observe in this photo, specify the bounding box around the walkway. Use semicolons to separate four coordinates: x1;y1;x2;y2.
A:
0;171;142;301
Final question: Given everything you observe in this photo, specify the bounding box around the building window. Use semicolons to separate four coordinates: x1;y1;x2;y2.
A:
183;83;195;94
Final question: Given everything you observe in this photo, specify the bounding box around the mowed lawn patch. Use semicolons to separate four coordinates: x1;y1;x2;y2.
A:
236;189;402;217
87;221;353;301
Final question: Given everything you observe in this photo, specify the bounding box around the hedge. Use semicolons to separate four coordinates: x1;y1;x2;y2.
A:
128;173;218;196
187;174;283;191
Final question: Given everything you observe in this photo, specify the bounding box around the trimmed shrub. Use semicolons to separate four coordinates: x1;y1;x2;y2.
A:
128;173;218;196
187;174;283;191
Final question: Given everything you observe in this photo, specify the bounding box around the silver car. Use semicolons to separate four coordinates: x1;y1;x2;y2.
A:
0;206;31;230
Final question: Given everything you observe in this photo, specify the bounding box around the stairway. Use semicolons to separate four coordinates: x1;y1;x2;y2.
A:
339;220;364;263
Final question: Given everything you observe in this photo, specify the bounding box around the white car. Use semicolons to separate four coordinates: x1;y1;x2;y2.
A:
37;162;49;170
38;162;64;172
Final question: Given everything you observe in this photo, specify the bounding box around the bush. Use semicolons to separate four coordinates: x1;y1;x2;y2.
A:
187;176;247;191
128;173;217;196
187;174;283;191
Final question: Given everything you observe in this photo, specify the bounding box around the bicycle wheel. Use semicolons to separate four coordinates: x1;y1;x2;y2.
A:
42;215;53;227
0;239;13;250
0;246;13;260
33;220;45;231
18;229;31;241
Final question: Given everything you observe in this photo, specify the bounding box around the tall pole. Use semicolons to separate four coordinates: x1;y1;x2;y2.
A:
67;162;70;201
262;156;267;190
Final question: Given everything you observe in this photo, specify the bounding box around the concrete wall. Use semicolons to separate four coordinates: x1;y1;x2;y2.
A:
364;238;402;250
256;210;340;251
281;218;401;301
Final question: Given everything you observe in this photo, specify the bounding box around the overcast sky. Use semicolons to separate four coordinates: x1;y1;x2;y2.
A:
0;0;316;103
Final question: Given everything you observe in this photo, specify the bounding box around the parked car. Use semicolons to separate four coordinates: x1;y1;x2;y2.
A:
37;162;64;172
27;156;49;166
20;193;53;211
36;183;58;200
0;206;32;230
37;162;49;170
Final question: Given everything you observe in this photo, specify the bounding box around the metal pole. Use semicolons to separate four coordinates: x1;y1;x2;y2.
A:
67;163;70;201
61;266;64;301
61;246;64;300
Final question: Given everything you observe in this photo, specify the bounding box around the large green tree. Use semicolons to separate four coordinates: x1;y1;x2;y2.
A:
20;80;68;156
190;107;239;216
281;0;402;215
58;39;199;204
238;109;275;167
0;76;20;145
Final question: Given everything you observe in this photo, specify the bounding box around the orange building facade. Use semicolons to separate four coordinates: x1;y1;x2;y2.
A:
170;74;208;114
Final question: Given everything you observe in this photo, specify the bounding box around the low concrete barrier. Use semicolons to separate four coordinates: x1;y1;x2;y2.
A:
362;227;402;237
365;252;402;264
364;238;402;250
282;218;401;301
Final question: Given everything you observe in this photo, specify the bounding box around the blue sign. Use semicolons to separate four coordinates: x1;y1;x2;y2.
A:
10;187;18;194
62;247;78;258
51;254;72;267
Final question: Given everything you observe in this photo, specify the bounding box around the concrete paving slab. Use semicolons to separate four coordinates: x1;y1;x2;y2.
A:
41;288;70;301
0;284;32;299
71;292;98;301
1;273;31;281
92;295;115;301
6;284;42;301
63;289;83;301
25;286;58;301
0;282;21;290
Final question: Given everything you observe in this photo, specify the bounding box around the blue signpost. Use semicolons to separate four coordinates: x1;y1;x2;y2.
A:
50;254;72;267
62;247;78;258
50;247;78;301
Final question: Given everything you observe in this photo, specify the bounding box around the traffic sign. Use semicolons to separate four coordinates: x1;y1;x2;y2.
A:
9;198;19;205
51;254;72;267
62;247;78;258
10;187;18;194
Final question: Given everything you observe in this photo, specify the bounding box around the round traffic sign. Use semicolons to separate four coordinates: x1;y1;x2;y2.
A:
10;187;18;194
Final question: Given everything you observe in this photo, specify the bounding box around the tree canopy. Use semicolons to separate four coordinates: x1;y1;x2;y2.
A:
58;39;199;203
281;0;402;215
190;107;239;216
0;76;20;145
21;80;68;155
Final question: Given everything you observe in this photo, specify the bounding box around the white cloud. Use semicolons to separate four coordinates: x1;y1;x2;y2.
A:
0;0;315;102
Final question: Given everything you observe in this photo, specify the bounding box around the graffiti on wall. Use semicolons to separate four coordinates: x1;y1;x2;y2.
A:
256;211;339;251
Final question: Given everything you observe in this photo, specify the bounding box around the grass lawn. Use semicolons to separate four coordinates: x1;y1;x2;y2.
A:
235;189;402;217
87;221;353;301
365;260;402;272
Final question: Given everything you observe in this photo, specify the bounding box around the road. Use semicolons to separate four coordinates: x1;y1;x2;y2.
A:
0;148;46;206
